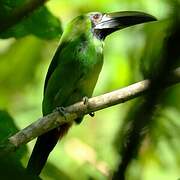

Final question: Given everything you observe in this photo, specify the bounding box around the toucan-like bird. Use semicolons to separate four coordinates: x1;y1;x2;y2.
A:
27;11;156;175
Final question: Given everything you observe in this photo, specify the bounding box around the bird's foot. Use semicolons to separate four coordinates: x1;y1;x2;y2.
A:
54;106;67;119
89;112;95;117
82;96;95;118
82;96;89;105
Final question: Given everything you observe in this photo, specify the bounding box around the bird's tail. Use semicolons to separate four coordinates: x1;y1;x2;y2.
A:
27;123;71;176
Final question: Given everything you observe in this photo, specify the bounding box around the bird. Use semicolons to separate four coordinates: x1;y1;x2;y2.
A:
27;11;156;175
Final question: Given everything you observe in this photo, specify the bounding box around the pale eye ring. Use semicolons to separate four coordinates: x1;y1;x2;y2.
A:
93;14;101;20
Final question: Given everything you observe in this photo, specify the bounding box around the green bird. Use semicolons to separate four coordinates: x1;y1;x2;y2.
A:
27;11;156;175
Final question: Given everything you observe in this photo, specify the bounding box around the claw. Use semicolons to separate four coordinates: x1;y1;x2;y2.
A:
83;96;89;105
89;112;95;117
55;107;67;119
82;96;95;118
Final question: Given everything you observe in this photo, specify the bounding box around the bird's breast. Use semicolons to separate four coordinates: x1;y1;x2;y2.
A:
76;41;104;96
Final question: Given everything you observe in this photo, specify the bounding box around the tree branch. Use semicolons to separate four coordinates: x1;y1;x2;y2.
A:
0;0;49;33
0;67;179;156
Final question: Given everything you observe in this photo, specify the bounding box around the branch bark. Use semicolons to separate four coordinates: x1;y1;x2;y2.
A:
0;0;49;33
0;67;179;156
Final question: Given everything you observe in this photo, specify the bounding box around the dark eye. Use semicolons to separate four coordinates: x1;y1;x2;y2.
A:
93;14;101;20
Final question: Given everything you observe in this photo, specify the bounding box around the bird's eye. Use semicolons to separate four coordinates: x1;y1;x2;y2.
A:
93;14;101;20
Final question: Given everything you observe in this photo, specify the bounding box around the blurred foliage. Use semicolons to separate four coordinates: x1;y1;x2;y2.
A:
0;110;27;157
0;0;179;180
0;0;62;39
0;111;40;179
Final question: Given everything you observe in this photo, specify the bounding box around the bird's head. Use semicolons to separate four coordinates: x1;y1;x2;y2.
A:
88;11;157;40
63;11;156;42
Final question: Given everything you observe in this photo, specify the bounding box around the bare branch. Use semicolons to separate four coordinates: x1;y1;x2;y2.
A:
0;67;179;156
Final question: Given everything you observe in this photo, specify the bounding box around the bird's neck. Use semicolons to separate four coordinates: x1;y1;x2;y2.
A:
92;36;104;55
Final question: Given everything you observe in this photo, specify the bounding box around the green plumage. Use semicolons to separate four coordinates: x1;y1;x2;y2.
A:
43;15;104;117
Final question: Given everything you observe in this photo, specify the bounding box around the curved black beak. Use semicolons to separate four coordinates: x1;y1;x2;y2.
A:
94;11;157;40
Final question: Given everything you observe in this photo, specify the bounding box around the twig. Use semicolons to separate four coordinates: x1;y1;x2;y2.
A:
0;67;179;156
0;0;49;33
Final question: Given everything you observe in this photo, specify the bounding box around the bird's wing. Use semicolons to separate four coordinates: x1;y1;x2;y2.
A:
42;55;84;115
44;41;68;93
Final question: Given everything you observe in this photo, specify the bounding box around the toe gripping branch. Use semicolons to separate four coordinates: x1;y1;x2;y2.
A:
83;96;95;117
54;107;67;120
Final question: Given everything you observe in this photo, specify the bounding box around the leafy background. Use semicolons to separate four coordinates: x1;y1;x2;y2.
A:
0;0;179;179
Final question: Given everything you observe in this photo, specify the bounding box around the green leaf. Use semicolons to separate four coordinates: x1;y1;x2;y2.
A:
0;110;19;140
0;1;62;39
0;110;27;158
0;110;40;179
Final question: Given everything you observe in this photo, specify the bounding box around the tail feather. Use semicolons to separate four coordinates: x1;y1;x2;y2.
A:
27;123;71;175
